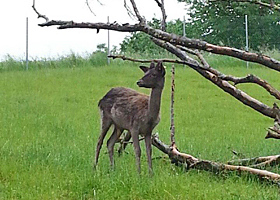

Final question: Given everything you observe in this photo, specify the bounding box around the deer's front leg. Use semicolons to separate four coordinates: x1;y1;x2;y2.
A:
144;133;153;175
107;126;122;169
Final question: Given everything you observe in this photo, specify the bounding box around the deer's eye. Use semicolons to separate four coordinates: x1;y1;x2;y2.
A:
151;73;156;77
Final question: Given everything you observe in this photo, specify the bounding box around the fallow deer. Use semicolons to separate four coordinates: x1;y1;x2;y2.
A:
94;61;166;174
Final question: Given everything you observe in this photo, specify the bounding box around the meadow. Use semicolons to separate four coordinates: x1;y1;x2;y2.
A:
0;53;280;199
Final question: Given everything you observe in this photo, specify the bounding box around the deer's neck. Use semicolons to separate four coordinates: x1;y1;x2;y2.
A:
148;87;163;124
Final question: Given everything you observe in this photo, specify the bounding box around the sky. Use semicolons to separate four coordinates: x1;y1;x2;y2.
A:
0;0;187;61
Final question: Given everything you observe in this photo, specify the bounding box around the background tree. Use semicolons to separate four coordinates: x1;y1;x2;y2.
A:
179;0;280;50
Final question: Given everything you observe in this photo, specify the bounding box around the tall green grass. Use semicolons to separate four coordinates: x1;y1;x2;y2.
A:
0;56;279;199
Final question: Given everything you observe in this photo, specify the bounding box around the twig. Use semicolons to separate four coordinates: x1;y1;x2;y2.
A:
129;0;145;23
32;0;49;22
170;65;176;147
177;46;210;68
124;0;137;19
86;0;96;16
265;129;280;139
108;54;187;65
154;0;167;31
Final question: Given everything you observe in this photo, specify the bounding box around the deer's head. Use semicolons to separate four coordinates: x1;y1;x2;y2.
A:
137;61;166;89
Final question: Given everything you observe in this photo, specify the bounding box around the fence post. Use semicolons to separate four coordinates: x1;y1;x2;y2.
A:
26;17;29;70
245;15;249;68
183;16;186;37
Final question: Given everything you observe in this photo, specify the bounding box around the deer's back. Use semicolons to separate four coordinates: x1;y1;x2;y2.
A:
98;87;151;130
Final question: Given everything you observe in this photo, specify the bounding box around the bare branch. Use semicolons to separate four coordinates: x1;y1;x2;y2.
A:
32;0;49;22
86;0;96;16
108;54;187;64
177;47;280;105
177;46;210;68
221;74;280;100
129;0;145;23
152;39;277;119
170;65;175;147
56;21;142;32
96;0;104;6
265;129;280;139
154;0;167;31
124;0;137;19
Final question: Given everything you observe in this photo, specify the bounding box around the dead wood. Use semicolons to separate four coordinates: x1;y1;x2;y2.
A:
152;135;280;183
266;129;280;139
265;103;280;139
170;65;175;147
228;155;280;168
154;0;167;31
220;74;280;100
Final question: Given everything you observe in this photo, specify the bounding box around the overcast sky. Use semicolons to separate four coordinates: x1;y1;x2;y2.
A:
0;0;187;61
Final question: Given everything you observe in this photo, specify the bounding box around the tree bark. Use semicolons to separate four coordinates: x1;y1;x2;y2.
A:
152;135;280;183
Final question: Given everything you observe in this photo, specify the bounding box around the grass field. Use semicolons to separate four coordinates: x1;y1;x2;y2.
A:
0;56;280;199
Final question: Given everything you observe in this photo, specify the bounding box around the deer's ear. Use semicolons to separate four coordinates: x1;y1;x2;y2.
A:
149;62;155;69
156;61;164;71
139;66;149;72
156;61;166;76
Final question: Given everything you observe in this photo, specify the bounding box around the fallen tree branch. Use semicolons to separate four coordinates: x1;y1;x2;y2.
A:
220;74;280;100
152;39;278;119
228;155;280;168
265;103;280;139
266;129;280;139
152;135;280;183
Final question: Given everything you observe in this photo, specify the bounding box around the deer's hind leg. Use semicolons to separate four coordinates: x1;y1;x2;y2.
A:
131;129;141;173
94;115;112;169
107;125;123;169
118;131;131;155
